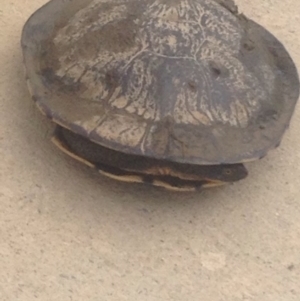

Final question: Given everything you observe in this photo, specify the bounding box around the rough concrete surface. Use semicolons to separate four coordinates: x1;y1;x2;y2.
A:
0;1;300;300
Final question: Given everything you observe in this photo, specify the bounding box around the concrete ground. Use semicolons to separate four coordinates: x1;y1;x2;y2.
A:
1;0;300;300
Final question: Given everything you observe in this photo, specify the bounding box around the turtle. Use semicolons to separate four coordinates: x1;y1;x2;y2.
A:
21;0;299;191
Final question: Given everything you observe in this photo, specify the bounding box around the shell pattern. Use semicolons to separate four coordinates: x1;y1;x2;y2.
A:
51;0;271;129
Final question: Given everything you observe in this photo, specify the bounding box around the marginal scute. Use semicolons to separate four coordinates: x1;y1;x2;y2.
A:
74;115;106;134
93;114;148;148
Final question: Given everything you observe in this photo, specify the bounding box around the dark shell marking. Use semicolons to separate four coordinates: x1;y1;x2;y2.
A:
52;125;248;191
21;0;299;165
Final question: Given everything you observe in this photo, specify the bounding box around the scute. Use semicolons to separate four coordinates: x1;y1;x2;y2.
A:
21;0;299;165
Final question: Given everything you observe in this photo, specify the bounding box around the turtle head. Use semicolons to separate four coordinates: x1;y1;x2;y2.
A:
203;163;248;186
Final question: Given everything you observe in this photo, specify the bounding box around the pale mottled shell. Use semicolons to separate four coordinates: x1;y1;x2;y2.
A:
21;0;299;164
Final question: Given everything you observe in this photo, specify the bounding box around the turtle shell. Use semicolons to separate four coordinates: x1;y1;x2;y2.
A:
21;0;299;165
